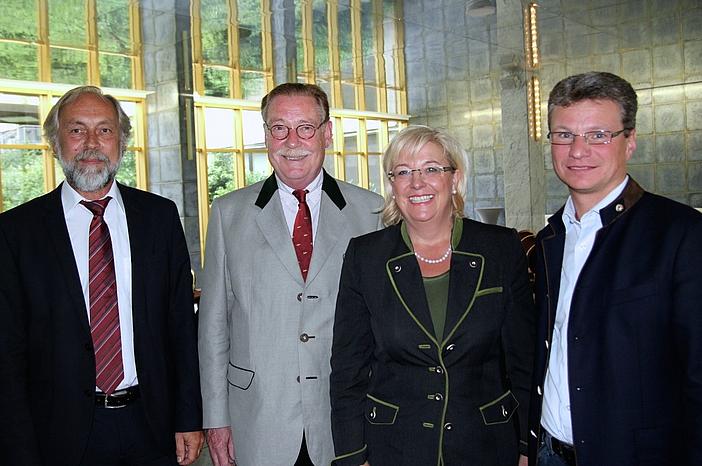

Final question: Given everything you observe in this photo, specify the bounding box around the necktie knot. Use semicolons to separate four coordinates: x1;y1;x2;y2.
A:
81;197;112;217
293;189;308;204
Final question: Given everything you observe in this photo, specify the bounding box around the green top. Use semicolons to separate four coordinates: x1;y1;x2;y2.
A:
400;216;464;341
423;271;450;340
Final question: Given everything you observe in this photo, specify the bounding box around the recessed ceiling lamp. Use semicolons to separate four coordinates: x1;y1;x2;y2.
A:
466;0;496;17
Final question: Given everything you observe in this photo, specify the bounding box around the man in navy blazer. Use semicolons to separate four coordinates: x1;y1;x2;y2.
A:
528;71;702;466
0;86;204;465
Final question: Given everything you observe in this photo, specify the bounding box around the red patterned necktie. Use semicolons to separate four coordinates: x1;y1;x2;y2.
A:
80;197;123;395
292;189;313;281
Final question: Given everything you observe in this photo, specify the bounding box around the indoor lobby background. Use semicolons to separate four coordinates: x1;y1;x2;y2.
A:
1;0;701;281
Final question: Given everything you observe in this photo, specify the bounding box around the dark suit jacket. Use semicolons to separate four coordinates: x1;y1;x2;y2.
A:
527;178;702;466
0;183;202;466
330;218;535;466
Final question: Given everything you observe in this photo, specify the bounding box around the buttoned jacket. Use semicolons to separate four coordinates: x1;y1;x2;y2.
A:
330;218;535;466
0;183;202;466
198;171;383;466
527;178;702;466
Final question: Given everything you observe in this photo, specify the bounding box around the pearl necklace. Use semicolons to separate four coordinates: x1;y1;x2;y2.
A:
414;245;452;264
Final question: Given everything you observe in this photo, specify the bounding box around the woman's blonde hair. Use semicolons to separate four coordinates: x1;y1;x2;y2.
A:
381;125;468;226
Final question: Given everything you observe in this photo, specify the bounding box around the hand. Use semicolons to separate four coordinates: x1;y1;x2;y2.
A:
206;426;235;466
175;431;205;465
518;454;528;466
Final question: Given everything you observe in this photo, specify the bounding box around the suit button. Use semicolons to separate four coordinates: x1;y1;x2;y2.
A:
575;386;582;391
300;333;310;342
394;265;401;272
435;367;444;374
444;422;453;431
297;293;303;302
469;260;478;268
296;376;300;383
434;393;443;401
446;343;456;352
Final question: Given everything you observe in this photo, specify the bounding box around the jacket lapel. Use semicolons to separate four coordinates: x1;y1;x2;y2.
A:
541;214;565;327
120;184;148;332
442;251;484;345
44;186;91;333
255;188;305;286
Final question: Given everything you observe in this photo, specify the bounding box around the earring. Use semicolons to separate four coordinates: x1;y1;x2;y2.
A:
392;195;396;199
452;188;457;194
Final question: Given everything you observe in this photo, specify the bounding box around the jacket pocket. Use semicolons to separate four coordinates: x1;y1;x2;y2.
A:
479;390;519;425
227;363;255;390
365;394;399;425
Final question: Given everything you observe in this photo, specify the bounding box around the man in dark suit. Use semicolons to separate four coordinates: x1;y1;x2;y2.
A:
528;71;702;466
0;85;204;466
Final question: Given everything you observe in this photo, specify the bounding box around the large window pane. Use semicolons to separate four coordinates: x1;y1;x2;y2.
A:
1;0;38;41
368;154;382;194
0;43;39;81
51;48;88;85
241;71;265;100
312;0;330;81
97;0;130;53
204;108;235;149
116;150;137;187
242;110;265;149
344;155;359;186
49;0;86;46
1;149;44;211
367;119;380;153
0;94;41;143
238;0;263;70
207;152;237;203
342;118;358;152
100;53;132;89
244;152;269;185
337;3;355;109
204;67;231;97
201;0;229;64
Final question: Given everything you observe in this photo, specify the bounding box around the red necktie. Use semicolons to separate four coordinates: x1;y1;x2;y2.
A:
81;197;123;395
292;189;313;281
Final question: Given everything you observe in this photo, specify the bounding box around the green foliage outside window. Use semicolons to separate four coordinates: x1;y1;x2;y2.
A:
0;149;44;211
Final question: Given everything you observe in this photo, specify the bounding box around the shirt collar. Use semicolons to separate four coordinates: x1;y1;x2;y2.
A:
563;176;629;225
275;169;324;196
61;180;125;216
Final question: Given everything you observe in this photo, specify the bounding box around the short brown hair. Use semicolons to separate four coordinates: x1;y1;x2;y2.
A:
261;83;330;124
548;71;637;131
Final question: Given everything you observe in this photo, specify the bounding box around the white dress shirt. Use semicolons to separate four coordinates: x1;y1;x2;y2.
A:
276;170;324;242
62;181;137;391
541;176;629;443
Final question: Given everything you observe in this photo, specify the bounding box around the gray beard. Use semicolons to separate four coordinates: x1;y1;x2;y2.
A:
59;149;121;193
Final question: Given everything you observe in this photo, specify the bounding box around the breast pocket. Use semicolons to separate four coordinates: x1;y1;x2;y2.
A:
609;281;658;306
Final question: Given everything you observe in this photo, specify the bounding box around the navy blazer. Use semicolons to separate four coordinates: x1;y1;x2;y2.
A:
527;178;702;466
0;183;202;466
330;218;535;466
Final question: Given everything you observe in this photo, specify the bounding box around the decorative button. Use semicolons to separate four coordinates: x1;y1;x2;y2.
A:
435;367;444;374
446;343;456;351
444;422;453;431
537;385;542;395
297;293;303;302
576;386;582;391
296;376;300;383
469;260;478;268
300;333;310;342
615;203;624;212
501;405;508;417
434;393;443;401
394;265;402;272
369;407;377;419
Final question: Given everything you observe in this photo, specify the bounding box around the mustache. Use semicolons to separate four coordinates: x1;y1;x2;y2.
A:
74;149;111;163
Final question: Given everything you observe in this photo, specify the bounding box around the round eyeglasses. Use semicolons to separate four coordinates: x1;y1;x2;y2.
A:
265;121;327;140
547;129;631;145
387;166;455;183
